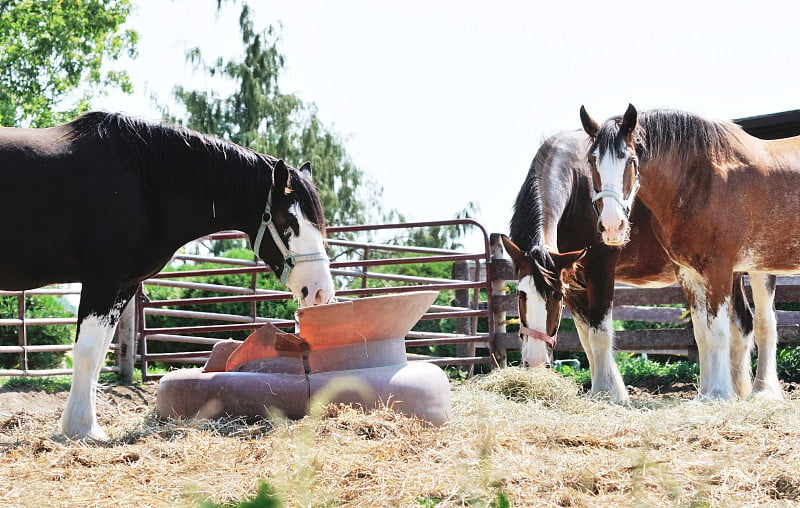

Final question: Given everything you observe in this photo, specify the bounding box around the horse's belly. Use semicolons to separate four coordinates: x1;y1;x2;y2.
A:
735;246;800;275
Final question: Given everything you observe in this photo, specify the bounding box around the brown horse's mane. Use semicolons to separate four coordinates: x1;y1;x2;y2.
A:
594;108;744;167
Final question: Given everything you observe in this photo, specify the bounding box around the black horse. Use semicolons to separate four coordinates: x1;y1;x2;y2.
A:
503;130;778;401
0;112;334;439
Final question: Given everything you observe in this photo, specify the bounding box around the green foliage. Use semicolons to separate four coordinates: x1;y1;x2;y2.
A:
615;354;698;386
384;202;481;251
777;347;800;384
0;294;74;370
0;372;123;392
0;0;137;127
196;481;282;508
557;354;699;390
163;2;377;227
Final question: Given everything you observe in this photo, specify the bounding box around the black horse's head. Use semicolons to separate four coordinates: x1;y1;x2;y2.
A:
252;159;334;307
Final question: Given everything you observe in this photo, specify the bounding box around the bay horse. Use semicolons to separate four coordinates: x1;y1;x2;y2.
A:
502;129;779;401
0;112;335;439
579;104;787;399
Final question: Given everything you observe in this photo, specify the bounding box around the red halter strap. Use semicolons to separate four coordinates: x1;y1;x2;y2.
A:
518;325;557;348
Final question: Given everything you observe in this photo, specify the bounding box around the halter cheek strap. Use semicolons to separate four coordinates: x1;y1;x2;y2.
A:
518;325;557;348
251;188;328;286
592;156;640;217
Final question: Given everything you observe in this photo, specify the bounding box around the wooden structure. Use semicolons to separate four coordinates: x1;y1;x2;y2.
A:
735;109;800;139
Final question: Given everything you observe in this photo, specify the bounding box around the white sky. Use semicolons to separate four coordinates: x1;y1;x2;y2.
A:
95;0;800;250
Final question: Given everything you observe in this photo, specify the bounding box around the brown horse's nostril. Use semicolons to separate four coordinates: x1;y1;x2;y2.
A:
597;221;606;233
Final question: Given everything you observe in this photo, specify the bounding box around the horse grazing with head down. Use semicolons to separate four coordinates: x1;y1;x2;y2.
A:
580;104;788;399
502;129;779;401
0;112;335;439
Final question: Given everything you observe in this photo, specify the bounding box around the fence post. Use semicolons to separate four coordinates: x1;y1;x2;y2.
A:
453;260;474;376
116;294;137;384
18;292;27;373
489;234;508;368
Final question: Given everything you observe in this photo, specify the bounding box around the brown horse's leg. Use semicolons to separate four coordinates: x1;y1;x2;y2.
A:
749;273;783;398
729;273;754;398
678;265;736;400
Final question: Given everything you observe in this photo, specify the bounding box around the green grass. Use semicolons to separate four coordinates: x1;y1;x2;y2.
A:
195;481;282;507
0;372;133;393
556;353;699;390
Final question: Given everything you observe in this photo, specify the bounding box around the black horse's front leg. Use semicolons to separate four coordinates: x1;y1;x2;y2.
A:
60;277;137;440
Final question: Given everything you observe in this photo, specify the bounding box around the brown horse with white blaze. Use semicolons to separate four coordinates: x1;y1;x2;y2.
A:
504;130;778;401
580;104;788;399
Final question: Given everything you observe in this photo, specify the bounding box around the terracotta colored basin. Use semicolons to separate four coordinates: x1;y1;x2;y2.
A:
156;291;451;425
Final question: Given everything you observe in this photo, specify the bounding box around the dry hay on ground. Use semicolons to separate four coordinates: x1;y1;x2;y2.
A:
1;367;800;506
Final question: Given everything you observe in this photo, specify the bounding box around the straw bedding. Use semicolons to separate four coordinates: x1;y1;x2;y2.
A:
2;367;800;506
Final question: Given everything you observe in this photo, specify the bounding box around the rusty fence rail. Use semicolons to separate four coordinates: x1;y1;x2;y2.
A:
0;286;125;377
11;221;800;380
135;219;497;380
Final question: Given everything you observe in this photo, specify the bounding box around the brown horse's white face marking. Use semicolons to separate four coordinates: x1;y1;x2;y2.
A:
580;104;641;246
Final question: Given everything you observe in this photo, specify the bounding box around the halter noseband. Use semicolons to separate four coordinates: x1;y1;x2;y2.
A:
251;186;328;286
518;325;557;348
591;155;640;218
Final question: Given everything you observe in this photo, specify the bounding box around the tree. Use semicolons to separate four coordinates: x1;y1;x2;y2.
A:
162;3;378;228
0;0;138;127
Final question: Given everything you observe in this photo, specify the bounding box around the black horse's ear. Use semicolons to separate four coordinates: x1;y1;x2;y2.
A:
273;159;291;195
580;105;599;138
620;103;638;138
298;161;312;180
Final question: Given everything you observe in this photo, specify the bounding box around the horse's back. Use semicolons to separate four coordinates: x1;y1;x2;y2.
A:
0;124;150;289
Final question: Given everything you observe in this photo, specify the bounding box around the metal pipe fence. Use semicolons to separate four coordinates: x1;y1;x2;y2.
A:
7;218;800;381
0;286;123;377
136;219;496;380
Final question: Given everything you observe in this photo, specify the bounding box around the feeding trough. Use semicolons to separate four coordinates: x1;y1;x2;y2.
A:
155;291;451;425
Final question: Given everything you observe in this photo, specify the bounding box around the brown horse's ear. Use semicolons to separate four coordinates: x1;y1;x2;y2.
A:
580;105;599;138
620;103;638;139
273;159;291;195
551;248;587;274
501;235;526;268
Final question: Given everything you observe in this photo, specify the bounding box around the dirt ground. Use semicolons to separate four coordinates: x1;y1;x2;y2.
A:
0;376;691;428
0;382;158;430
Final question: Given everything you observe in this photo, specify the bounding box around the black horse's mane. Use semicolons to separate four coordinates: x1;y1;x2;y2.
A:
594;108;741;166
64;112;326;230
